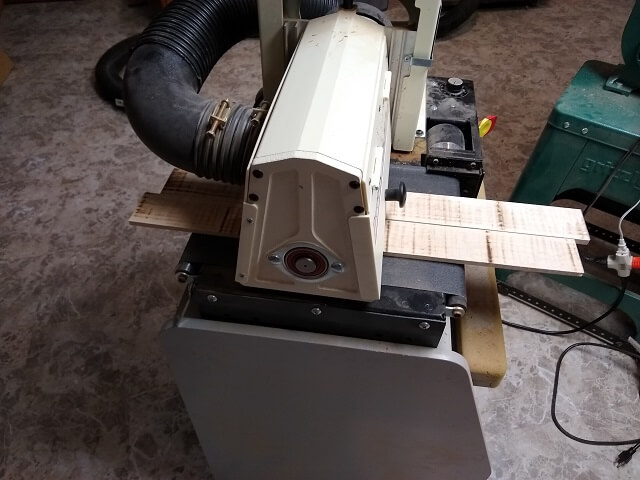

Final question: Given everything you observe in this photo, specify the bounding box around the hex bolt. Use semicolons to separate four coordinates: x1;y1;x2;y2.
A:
207;295;218;303
331;262;344;273
418;321;430;330
268;254;281;264
311;307;322;316
563;122;570;129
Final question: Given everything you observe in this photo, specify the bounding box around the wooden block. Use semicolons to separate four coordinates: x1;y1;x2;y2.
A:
459;265;507;388
387;192;590;244
0;49;12;87
129;191;242;237
383;220;584;276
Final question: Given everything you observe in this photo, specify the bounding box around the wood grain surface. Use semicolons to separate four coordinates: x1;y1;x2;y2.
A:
383;219;584;275
387;192;590;244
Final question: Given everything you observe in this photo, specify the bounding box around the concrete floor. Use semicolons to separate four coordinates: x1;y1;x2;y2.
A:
1;0;639;479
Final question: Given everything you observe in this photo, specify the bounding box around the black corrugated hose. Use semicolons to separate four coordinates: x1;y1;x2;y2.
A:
120;0;390;184
124;0;262;184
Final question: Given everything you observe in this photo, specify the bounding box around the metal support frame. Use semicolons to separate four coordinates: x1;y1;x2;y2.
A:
391;0;441;151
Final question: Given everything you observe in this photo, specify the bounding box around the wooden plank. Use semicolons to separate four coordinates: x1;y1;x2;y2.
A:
383;220;584;276
161;169;244;199
459;265;506;388
387;192;590;244
129;191;242;237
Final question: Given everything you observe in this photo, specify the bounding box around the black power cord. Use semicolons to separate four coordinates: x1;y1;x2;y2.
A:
503;277;640;467
551;342;640;467
502;277;628;336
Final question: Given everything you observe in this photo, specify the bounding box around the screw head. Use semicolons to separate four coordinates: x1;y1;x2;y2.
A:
311;307;322;316
470;162;477;169
268;254;281;264
432;158;439;165
418;321;430;330
416;129;424;136
176;272;189;283
246;218;254;224
581;127;589;135
563;122;570;129
331;262;344;273
207;295;218;303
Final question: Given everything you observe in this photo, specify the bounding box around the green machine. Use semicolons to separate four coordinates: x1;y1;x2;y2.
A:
497;1;640;340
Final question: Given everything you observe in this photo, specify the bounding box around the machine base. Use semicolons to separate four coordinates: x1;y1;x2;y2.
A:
162;317;491;480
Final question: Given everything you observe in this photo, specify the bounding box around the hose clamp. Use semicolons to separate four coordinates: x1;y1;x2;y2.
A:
206;99;232;137
250;100;270;128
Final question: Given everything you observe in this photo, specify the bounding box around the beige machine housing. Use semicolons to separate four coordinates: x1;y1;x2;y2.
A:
236;11;391;301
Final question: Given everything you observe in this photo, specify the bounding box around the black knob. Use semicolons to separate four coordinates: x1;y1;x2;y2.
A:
385;182;407;208
446;77;464;93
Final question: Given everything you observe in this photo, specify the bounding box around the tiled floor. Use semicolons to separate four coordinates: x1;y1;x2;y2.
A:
1;0;638;478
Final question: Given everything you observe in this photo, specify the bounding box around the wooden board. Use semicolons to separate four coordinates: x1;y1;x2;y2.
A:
161;168;244;199
387;192;590;244
459;265;506;387
129;170;243;237
383;219;584;276
130;191;242;237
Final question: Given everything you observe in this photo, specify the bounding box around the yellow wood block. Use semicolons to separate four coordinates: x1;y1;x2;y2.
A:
0;49;13;87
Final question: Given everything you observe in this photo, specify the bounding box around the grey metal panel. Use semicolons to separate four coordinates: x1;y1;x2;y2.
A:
162;319;491;480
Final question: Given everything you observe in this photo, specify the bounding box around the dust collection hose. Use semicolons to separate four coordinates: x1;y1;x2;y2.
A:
122;0;392;184
124;0;263;184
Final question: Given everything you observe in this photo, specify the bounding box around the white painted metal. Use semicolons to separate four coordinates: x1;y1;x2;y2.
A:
392;0;441;151
257;0;286;102
162;318;492;480
237;11;391;301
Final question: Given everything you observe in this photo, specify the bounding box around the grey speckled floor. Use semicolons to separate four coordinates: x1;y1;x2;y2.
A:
1;0;639;479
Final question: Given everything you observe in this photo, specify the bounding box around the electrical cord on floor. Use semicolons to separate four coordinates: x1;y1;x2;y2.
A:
501;277;628;336
551;341;640;467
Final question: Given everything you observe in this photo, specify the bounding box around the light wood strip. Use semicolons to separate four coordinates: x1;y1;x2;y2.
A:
383;220;584;276
129;191;242;237
459;264;506;388
162;169;244;199
387;192;590;244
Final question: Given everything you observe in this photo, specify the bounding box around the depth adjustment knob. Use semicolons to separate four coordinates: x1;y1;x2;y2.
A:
385;182;407;208
446;77;464;94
